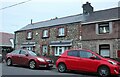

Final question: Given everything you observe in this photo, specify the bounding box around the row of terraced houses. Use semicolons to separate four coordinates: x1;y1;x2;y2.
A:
14;2;120;60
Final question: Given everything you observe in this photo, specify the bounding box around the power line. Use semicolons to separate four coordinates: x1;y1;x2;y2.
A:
0;0;32;10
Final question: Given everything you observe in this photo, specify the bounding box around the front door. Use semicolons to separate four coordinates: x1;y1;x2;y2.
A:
99;44;110;58
42;45;48;55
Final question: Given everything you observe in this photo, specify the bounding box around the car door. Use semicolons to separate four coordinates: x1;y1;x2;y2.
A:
19;50;29;65
11;50;21;64
78;50;100;72
66;50;80;70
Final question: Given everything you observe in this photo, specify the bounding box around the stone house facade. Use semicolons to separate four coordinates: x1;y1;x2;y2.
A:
15;2;120;59
82;21;120;58
15;22;82;56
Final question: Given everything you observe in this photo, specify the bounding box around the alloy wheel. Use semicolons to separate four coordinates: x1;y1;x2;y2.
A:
58;63;66;73
29;61;36;69
98;66;110;77
7;58;12;66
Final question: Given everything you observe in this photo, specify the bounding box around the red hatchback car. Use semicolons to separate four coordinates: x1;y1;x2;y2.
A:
56;49;120;77
6;49;54;69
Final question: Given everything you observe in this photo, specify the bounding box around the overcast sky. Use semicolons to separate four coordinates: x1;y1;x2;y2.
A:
0;0;120;34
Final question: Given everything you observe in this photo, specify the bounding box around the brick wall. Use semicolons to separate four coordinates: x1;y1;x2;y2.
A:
82;21;119;40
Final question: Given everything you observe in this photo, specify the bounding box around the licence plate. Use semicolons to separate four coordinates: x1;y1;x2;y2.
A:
49;64;53;66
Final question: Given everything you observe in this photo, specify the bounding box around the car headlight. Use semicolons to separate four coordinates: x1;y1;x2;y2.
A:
37;58;45;62
108;60;117;65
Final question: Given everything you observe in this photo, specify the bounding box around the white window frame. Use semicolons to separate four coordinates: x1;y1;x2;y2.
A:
43;30;48;37
99;44;110;58
27;32;32;39
58;28;65;36
42;45;48;55
26;47;33;51
54;47;68;56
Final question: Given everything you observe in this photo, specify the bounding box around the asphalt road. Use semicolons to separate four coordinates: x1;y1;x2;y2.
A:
0;63;111;77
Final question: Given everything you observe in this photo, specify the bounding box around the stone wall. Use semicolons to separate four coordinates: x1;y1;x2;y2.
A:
82;39;119;58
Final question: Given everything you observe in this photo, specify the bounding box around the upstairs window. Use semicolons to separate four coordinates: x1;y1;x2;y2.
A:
42;30;49;38
27;32;32;39
99;23;109;34
58;27;65;36
96;22;112;35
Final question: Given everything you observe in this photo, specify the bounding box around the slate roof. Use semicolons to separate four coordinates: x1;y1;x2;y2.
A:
82;7;119;24
16;7;120;32
17;14;84;31
0;32;14;47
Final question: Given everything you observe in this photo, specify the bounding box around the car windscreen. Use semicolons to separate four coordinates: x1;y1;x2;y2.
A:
28;51;37;56
92;51;104;58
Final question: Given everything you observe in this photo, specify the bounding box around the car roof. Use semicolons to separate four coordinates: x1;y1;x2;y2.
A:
67;49;92;52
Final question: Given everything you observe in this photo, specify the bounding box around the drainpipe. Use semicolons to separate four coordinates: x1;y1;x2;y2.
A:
14;32;16;50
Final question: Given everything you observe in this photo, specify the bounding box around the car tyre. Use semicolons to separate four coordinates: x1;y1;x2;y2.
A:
98;66;110;77
58;63;66;73
6;58;12;66
29;60;36;69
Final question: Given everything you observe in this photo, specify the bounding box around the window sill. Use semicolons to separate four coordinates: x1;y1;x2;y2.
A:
96;33;111;35
57;35;65;37
42;37;49;39
54;55;61;57
26;38;32;40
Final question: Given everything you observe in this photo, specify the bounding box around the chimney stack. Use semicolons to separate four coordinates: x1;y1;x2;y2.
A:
31;19;33;24
82;2;94;15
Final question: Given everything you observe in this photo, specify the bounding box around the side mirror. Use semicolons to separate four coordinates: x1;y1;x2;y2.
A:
90;56;96;60
25;54;29;56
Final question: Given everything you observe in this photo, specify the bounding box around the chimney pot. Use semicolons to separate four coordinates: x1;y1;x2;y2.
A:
31;19;33;24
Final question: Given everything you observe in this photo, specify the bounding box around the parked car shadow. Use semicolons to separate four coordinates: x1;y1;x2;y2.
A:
65;70;120;77
5;64;54;70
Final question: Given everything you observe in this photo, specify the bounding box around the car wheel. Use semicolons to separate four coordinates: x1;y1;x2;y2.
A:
98;66;110;77
29;60;36;69
58;63;66;73
6;58;12;66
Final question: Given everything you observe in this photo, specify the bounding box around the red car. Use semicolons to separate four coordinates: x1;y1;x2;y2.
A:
56;49;120;77
6;49;54;69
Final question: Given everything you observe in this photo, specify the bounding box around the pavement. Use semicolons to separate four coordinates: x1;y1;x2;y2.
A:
53;65;56;69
